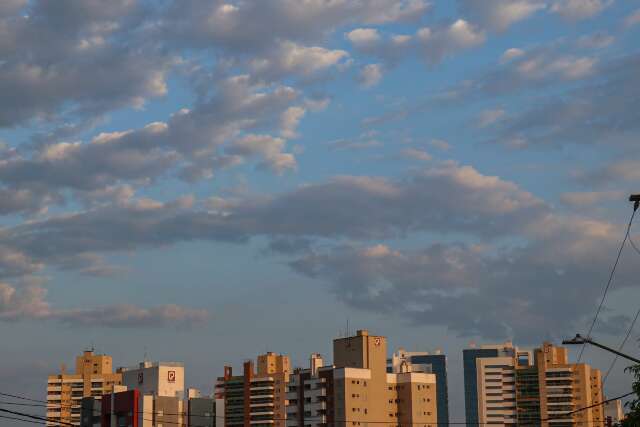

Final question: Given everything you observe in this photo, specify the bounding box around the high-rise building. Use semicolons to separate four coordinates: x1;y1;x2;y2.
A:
463;342;531;426
80;360;210;427
463;342;605;427
120;361;185;398
388;348;450;426
47;350;123;426
603;399;623;426
215;352;291;427
287;330;438;427
534;342;604;427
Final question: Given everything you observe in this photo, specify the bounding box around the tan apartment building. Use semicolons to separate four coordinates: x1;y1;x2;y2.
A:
47;350;122;426
287;330;438;427
464;342;605;427
534;342;604;427
216;352;291;427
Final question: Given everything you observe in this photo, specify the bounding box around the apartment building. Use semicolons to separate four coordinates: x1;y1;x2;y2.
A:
534;342;604;427
286;354;331;427
215;352;291;427
603;399;624;426
463;342;605;427
388;348;449;426
287;330;438;427
80;360;212;427
120;361;185;398
47;350;123;426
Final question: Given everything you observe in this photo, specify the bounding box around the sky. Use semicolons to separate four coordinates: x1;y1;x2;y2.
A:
1;0;640;424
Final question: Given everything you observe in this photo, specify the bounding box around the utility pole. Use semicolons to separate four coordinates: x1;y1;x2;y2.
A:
563;334;640;364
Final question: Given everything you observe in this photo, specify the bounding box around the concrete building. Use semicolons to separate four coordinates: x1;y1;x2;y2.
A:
47;350;123;426
120;361;185;398
534;342;604;427
287;330;438;427
215;352;291;427
463;342;529;426
188;397;217;427
81;388;213;427
463;342;605;427
388;348;449;426
603;399;624;426
286;354;331;427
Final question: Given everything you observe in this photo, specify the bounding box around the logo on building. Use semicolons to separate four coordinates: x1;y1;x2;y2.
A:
168;370;176;382
138;372;144;384
374;337;381;346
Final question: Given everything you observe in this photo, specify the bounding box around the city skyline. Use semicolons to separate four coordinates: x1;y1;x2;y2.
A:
37;331;623;426
1;0;640;425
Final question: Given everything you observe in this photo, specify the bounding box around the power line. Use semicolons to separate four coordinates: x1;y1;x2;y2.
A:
0;389;629;427
0;407;75;427
578;206;638;362
0;414;45;425
602;305;640;384
629;234;640;257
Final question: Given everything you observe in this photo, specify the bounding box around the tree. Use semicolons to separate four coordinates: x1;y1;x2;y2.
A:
618;364;640;426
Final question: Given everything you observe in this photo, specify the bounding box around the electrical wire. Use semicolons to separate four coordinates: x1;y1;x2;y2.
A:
578;206;638;362
0;407;75;427
629;234;640;257
602;305;640;384
0;414;45;425
0;389;630;426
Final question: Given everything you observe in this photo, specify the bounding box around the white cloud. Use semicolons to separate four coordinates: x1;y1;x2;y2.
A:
500;47;525;63
477;108;506;127
401;147;432;161
359;63;384;88
624;8;640;28
550;0;613;21
280;106;306;139
228;134;297;173
346;28;381;47
560;191;625;206
458;0;546;31
419;20;486;64
251;41;349;79
429;139;451;151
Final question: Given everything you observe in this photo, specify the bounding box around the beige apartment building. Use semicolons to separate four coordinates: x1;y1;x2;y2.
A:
287;330;438;427
534;342;604;427
216;352;291;427
464;342;605;427
47;350;122;426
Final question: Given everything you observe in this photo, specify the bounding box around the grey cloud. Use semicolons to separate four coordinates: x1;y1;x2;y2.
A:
0;280;208;327
493;52;640;148
0;74;301;215
437;44;598;103
52;304;209;328
0;162;631;340
575;159;640;188
289;216;635;342
1;162;546;276
159;0;430;53
0;0;173;127
458;0;545;31
550;0;613;21
346;20;485;66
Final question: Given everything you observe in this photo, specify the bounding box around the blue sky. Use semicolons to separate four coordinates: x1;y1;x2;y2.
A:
1;0;640;423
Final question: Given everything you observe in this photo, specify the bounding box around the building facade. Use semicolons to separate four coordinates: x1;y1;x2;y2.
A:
463;342;605;427
388;348;449;426
287;330;438;427
215;352;291;427
120;361;185;398
47;350;123;426
603;399;623;426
